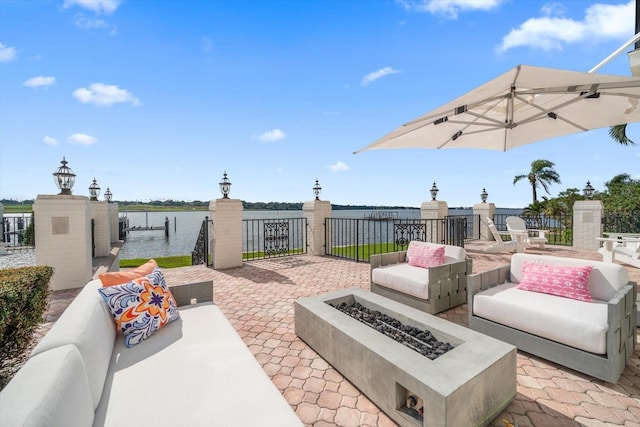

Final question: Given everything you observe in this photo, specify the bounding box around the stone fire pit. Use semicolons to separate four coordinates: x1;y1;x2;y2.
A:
294;288;516;427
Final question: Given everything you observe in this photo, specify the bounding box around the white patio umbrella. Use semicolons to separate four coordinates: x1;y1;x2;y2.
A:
355;64;640;153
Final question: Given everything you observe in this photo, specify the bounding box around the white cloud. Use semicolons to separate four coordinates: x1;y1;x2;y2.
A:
74;15;109;29
498;0;634;52
329;161;350;172
255;129;286;142
43;136;59;146
23;76;56;88
361;67;399;86
0;42;16;62
398;0;503;19
73;83;140;106
63;0;121;15
67;133;97;145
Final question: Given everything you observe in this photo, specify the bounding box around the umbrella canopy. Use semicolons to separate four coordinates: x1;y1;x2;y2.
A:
355;64;640;153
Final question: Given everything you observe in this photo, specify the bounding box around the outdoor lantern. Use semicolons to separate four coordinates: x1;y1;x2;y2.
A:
52;156;76;195
430;181;439;201
583;180;595;199
313;179;321;200
104;187;113;203
219;171;231;198
481;188;488;203
89;178;101;201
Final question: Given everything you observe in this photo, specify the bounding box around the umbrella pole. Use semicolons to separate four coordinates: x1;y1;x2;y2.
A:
589;31;640;73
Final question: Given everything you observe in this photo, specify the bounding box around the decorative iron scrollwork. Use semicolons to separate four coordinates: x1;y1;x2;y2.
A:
264;221;290;256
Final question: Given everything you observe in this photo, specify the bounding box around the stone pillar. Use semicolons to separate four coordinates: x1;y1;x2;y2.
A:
209;198;243;269
473;202;496;241
34;195;92;290
91;201;110;257
572;200;603;250
421;200;448;243
108;203;119;243
303;200;332;256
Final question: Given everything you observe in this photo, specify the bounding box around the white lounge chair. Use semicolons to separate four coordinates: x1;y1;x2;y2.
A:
484;218;517;253
505;216;547;249
597;236;640;269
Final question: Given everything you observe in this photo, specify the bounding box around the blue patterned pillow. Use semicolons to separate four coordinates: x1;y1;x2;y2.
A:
98;268;180;347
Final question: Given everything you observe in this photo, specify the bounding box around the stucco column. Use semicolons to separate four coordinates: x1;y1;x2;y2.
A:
303;199;332;256
34;195;92;290
209;198;243;269
572;200;603;250
473;202;496;241
91;200;110;257
108;202;120;243
421;200;448;244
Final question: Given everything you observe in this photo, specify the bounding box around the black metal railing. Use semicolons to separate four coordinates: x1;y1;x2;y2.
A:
243;217;307;261
603;211;640;234
191;217;209;266
325;217;467;262
492;213;572;246
2;215;34;249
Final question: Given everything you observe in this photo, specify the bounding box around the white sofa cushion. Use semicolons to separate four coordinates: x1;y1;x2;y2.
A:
94;302;303;427
510;253;629;302
0;344;94;427
30;279;116;408
473;282;608;354
372;263;431;299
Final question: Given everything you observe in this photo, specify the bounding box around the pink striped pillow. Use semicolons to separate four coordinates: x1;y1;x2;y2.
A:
407;243;445;269
517;262;593;302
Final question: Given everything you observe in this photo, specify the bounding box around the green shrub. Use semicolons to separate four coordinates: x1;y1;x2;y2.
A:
0;266;53;389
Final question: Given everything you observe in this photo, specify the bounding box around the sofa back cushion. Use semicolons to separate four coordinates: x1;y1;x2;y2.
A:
510;253;629;302
0;344;94;427
406;241;466;264
30;279;116;409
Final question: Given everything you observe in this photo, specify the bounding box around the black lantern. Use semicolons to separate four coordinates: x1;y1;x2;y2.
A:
104;187;113;203
89;178;101;201
480;188;488;203
583;180;595;199
430;181;439;201
219;171;231;198
313;179;321;201
53;157;76;195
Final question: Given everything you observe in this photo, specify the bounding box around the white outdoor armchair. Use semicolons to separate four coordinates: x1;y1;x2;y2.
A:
505;216;547;249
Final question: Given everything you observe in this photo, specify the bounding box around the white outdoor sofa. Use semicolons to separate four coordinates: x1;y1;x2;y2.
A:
370;241;472;315
0;278;303;427
468;253;637;383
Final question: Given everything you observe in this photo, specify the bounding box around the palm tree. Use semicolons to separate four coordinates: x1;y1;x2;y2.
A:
513;159;562;204
609;124;635;146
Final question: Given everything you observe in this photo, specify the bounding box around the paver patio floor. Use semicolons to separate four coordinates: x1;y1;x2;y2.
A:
42;243;640;426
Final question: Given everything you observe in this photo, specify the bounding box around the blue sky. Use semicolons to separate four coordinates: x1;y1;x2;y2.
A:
0;0;638;208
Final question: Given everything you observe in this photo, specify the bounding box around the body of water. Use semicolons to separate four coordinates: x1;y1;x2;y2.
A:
119;208;522;260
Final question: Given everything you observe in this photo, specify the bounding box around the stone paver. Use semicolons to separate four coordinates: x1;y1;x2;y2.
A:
31;243;640;426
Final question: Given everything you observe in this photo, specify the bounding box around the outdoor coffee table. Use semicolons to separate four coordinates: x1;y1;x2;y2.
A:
294;288;516;427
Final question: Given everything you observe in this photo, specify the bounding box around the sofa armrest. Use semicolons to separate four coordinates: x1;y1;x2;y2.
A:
606;281;637;359
468;264;511;317
370;251;407;269
170;280;214;307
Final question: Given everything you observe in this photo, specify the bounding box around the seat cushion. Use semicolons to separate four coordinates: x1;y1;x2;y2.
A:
473;282;608;354
30;279;116;409
372;263;430;299
94;303;303;427
0;344;94;427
